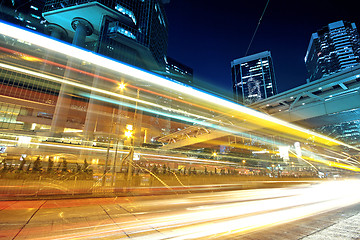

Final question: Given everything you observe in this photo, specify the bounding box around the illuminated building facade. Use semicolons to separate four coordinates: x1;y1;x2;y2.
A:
43;0;169;71
0;0;46;33
231;51;278;105
305;20;360;82
164;57;193;84
316;119;360;148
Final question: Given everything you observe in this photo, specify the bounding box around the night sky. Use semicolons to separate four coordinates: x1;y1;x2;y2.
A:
165;0;360;98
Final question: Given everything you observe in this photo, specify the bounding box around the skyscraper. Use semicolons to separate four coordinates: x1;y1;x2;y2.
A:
164;57;193;84
0;0;46;33
43;0;169;71
305;20;360;82
231;51;277;105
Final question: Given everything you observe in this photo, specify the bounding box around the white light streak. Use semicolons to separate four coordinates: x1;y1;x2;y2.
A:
0;22;358;151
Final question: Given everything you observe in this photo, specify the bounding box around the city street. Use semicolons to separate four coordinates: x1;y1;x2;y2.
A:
1;179;359;239
1;2;360;240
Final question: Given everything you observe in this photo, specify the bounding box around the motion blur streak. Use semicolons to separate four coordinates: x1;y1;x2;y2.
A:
0;21;354;150
0;46;225;116
3;180;357;239
0;137;238;166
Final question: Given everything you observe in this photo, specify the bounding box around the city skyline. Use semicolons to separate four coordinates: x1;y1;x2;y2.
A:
165;0;360;97
0;2;360;237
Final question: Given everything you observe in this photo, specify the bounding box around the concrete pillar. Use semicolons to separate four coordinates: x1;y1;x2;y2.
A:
46;23;68;40
50;18;93;137
71;18;93;47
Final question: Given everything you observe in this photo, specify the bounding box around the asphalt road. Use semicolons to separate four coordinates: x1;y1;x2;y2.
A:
0;179;360;239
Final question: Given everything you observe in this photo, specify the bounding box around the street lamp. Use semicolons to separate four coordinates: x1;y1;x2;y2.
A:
125;130;133;139
125;124;134;182
118;82;126;90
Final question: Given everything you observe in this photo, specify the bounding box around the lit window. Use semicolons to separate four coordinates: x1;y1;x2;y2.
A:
115;4;137;24
109;26;136;40
26;25;36;30
31;14;40;19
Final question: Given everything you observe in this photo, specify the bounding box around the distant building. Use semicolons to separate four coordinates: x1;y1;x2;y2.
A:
231;51;278;105
248;65;360;148
305;20;360;82
316;119;360;148
164;57;193;84
42;0;169;71
0;0;46;33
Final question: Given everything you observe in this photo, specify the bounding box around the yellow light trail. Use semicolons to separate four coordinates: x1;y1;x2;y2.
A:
17;180;360;240
0;62;220;126
0;22;355;151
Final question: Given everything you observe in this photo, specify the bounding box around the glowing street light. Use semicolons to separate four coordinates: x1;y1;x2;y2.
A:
125;130;133;139
125;124;133;139
118;82;126;90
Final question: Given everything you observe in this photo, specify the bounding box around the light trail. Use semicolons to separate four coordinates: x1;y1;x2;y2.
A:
0;60;316;150
0;21;356;150
2;180;359;239
0;62;221;127
0;45;222;116
0;137;238;166
1;61;359;170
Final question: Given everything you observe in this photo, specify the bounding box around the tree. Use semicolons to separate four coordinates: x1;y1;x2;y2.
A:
61;158;68;172
47;157;54;173
162;164;167;174
32;157;42;172
1;159;7;172
18;158;26;172
75;163;81;173
26;162;31;172
83;159;89;173
151;165;158;174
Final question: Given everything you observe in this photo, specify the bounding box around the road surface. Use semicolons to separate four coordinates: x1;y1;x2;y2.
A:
1;179;360;239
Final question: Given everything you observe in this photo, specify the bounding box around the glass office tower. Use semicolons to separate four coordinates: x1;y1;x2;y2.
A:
164;57;193;84
43;0;169;71
305;20;360;82
0;0;46;33
231;51;278;105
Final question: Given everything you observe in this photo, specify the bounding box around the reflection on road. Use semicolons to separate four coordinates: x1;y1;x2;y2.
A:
1;180;360;239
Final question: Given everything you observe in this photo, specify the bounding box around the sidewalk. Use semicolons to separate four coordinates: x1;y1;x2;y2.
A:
302;211;360;239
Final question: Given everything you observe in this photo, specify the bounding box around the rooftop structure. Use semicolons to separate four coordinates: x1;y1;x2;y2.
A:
231;51;278;105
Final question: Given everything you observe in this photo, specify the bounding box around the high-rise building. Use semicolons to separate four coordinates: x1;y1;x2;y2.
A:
0;0;46;33
316;119;360;148
42;0;169;71
305;20;360;82
231;51;278;105
164;57;193;84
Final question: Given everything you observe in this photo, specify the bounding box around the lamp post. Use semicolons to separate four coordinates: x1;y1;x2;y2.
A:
125;124;134;182
110;82;126;186
102;108;115;186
